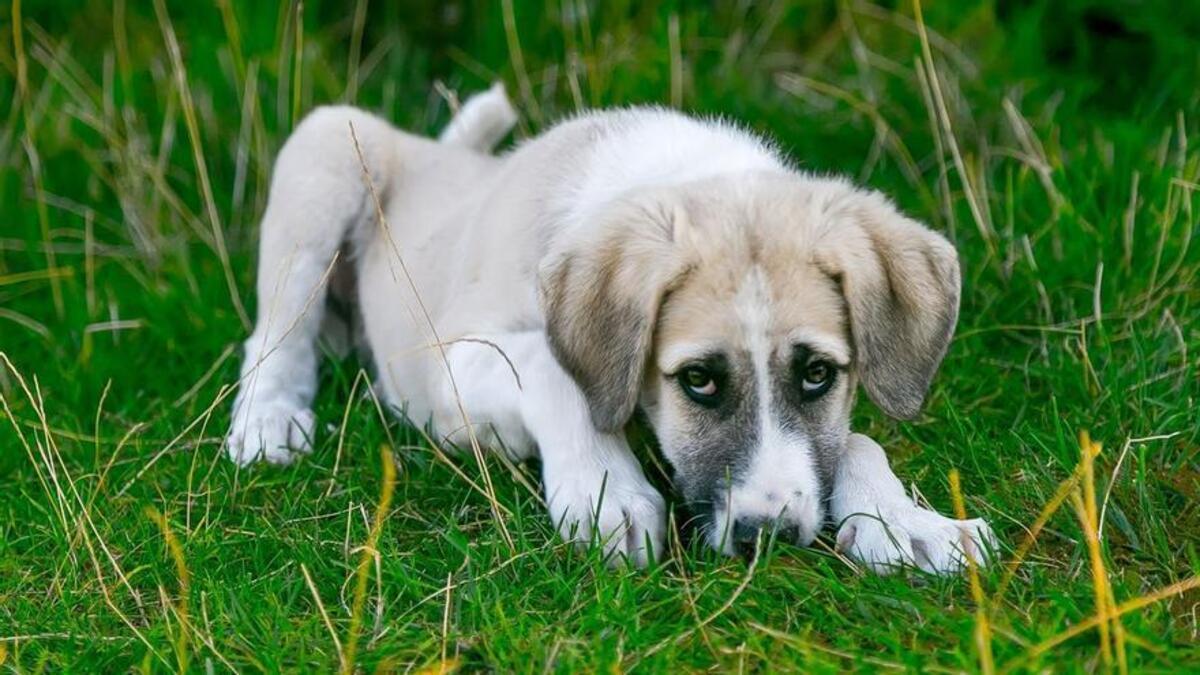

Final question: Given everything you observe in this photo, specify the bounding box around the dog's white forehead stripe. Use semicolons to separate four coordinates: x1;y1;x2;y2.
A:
719;267;823;537
734;266;773;381
733;267;779;449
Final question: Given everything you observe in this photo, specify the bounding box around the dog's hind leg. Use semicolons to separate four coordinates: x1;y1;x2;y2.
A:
438;82;518;153
227;106;398;465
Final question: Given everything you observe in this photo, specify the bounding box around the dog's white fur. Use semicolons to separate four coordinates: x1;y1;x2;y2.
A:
228;84;993;573
711;268;822;551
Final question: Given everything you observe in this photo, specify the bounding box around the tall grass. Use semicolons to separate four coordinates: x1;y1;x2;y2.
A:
1;0;1197;670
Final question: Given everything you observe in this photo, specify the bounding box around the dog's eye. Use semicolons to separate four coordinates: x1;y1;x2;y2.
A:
800;360;836;397
678;366;719;404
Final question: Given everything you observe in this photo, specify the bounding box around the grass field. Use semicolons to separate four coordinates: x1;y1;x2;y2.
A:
2;0;1199;671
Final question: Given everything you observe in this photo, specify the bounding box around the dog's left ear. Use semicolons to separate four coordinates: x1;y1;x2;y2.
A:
540;193;690;432
815;188;961;419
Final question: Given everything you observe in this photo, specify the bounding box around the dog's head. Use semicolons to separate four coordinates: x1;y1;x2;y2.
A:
541;173;959;555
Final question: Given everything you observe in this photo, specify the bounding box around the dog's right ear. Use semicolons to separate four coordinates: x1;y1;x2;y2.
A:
540;193;690;433
813;187;961;419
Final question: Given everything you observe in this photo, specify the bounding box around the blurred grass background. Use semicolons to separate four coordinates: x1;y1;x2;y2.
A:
1;0;1198;671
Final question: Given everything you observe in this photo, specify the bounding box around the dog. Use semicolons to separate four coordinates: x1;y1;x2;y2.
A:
226;83;994;573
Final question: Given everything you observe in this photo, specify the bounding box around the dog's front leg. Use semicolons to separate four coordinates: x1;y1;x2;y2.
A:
436;331;666;566
830;433;995;574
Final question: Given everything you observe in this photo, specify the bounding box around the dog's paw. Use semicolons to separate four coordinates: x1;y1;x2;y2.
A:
836;502;995;575
546;471;666;568
226;402;315;466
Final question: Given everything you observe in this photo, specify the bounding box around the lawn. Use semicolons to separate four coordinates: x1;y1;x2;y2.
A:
2;0;1198;671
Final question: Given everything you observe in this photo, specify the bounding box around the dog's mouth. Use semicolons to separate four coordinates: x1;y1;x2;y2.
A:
725;517;817;558
685;502;819;558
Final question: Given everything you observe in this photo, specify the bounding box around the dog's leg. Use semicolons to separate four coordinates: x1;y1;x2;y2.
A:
438;82;518;153
830;433;996;574
227;106;396;465
434;331;666;567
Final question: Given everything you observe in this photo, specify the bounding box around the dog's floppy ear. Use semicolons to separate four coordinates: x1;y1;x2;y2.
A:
816;189;960;419
541;194;689;432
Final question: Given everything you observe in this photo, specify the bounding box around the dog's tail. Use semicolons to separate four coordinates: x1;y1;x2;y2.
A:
439;82;518;153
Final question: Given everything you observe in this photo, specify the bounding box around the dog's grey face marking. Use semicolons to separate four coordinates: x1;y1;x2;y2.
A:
645;259;853;554
660;343;850;508
659;351;759;505
775;344;853;493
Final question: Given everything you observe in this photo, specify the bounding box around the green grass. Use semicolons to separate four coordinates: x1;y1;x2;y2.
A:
2;0;1199;671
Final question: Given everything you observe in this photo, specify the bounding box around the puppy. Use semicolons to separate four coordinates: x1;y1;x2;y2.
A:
227;84;994;573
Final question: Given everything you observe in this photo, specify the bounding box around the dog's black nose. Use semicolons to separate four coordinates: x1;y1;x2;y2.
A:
731;517;804;558
732;517;768;546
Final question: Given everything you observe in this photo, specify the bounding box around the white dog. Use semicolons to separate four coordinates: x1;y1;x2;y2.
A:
227;84;994;572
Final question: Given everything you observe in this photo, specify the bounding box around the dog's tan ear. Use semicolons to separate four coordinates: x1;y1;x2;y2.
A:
541;195;689;432
816;190;960;419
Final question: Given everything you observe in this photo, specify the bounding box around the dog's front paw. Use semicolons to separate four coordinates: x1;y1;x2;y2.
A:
546;470;666;568
226;401;315;466
836;502;995;575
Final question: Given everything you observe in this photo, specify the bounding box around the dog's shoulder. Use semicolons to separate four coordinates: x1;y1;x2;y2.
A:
534;107;786;234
